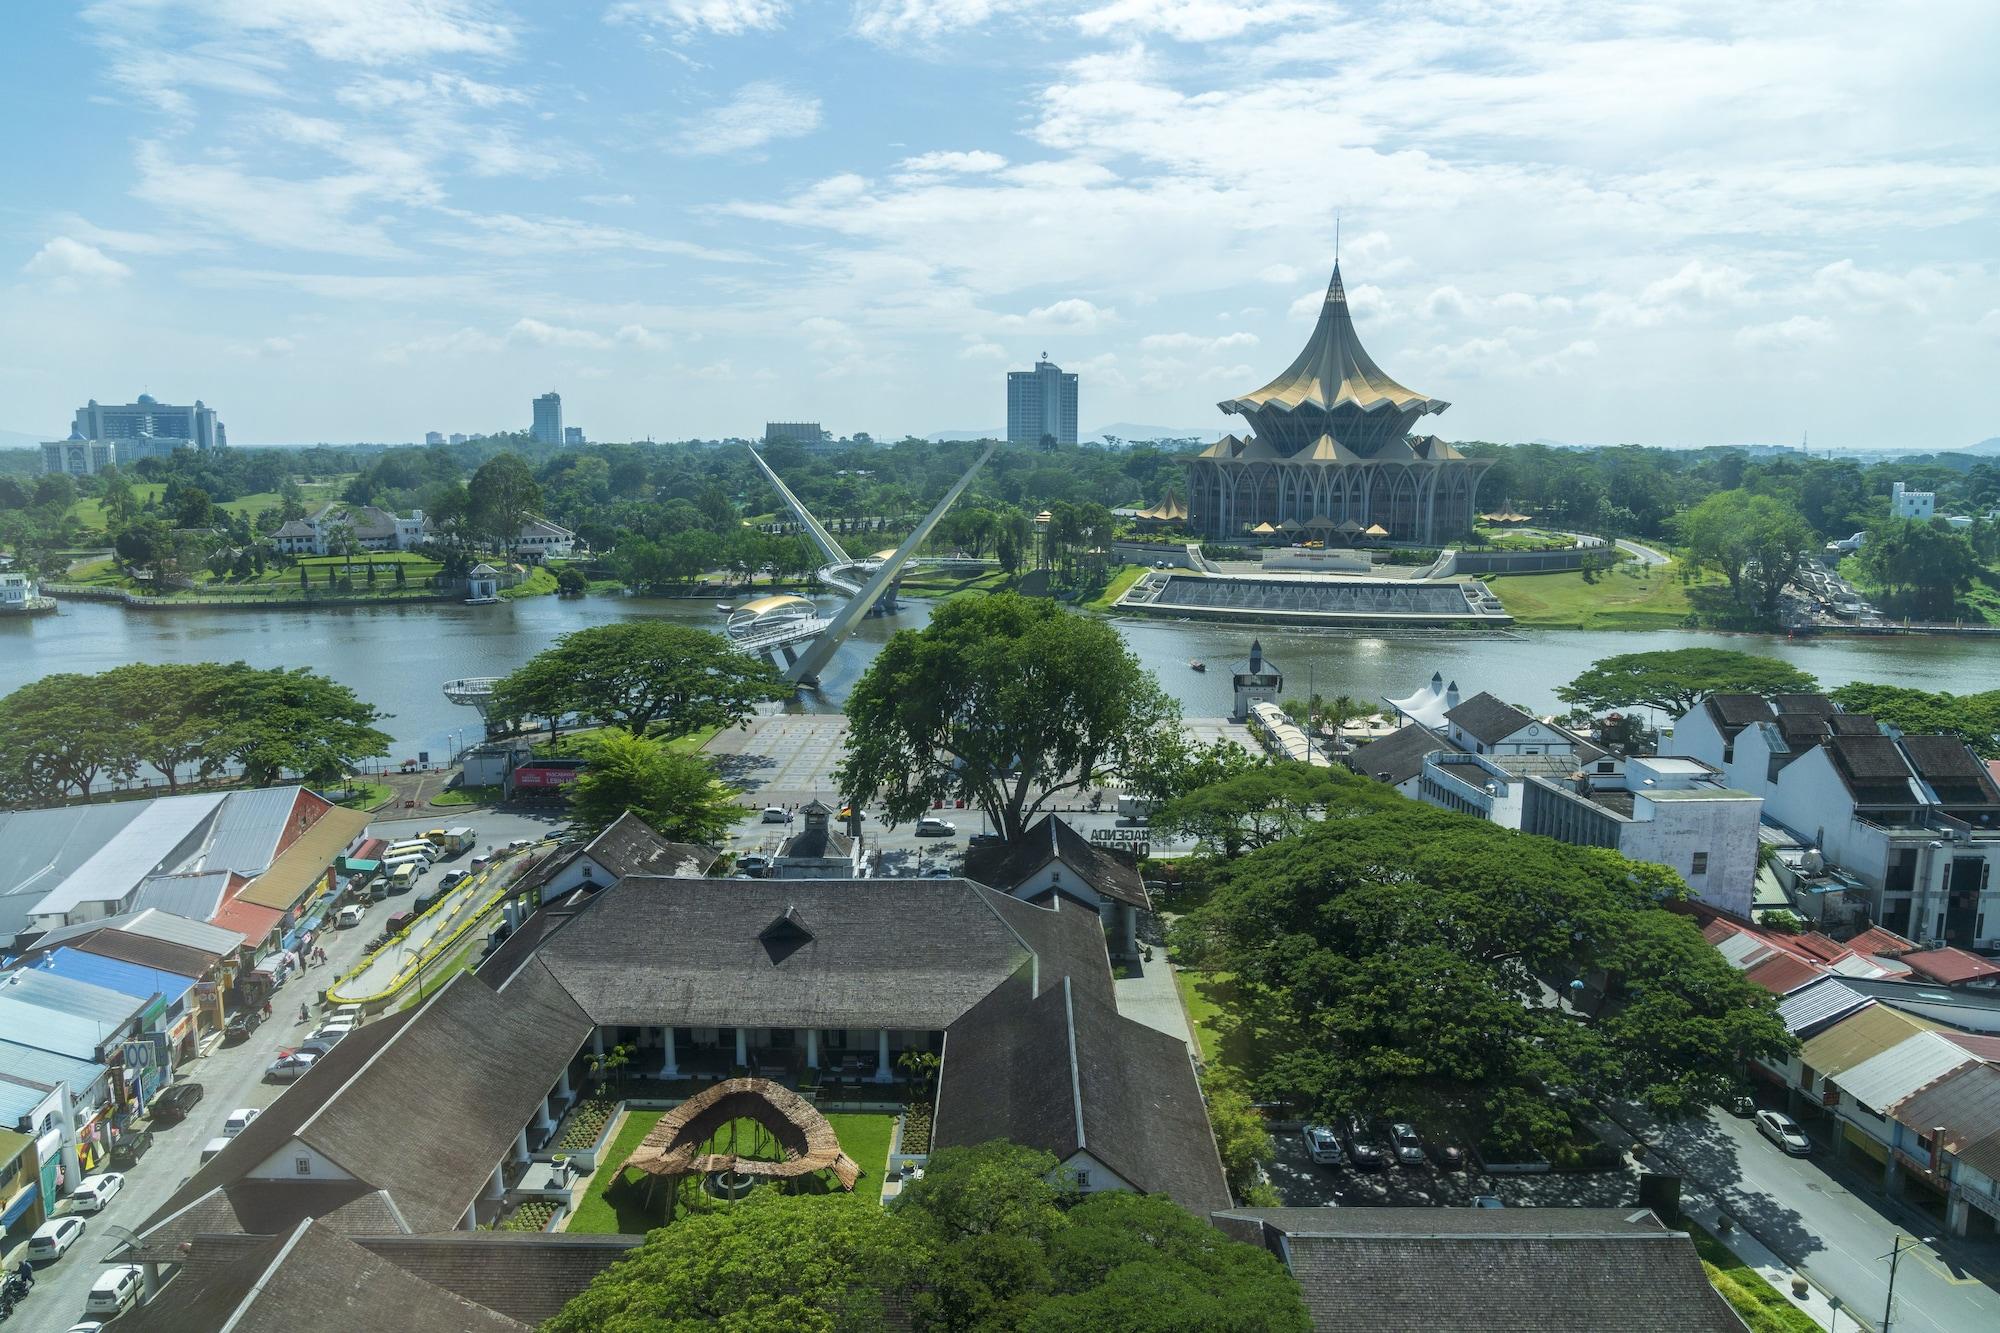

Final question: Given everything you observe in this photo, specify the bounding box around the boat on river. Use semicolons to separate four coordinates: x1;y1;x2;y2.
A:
1189;660;1206;672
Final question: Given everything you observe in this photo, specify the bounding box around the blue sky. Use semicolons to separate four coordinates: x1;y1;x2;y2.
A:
3;1;1997;449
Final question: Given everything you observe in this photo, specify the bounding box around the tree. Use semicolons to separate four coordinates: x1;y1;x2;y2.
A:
566;731;743;843
0;673;136;800
1674;490;1816;621
278;475;306;521
220;667;392;787
1174;801;1793;1152
838;595;1178;841
543;1191;909;1333
1855;518;1982;619
468;452;542;554
1827;683;2000;758
555;565;588;595
1556;648;1819;718
491;622;786;739
1201;1068;1277;1203
99;466;137;526
103;663;237;792
1151;761;1396;857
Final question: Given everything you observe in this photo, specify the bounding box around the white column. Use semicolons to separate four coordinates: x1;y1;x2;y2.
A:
459;1206;476;1231
556;1068;572;1100
735;1027;749;1067
486;1166;505;1201
514;1130;530;1167
660;1027;677;1079
805;1028;819;1070
533;1100;553;1136
592;1029;605;1058
875;1029;892;1083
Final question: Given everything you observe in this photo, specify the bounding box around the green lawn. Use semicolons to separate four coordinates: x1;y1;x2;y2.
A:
1082;563;1148;612
565;1108;896;1234
68;476;352;532
432;785;501;808
1681;1218;1823;1333
501;566;558;600
1483;558;1712;629
333;781;395;811
1176;967;1234;1067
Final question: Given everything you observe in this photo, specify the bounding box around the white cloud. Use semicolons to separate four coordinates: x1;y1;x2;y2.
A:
1258;263;1298;284
335;72;525;111
89;0;520;65
1733;315;1834;350
617;323;668;349
897;150;1008;174
1077;0;1312;43
510;317;613;349
959;338;1008;360
132;144;409;257
583;193;638;207
1138;330;1257;353
606;0;789;37
676;81;821;155
999;298;1115;331
852;0;1018;44
1525;338;1598;375
1597;260;1752;327
229;335;298;358
1421;285;1467;320
435;211;757;262
23;237;133;284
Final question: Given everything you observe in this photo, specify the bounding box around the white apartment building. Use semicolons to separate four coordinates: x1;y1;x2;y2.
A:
1890;481;1935;520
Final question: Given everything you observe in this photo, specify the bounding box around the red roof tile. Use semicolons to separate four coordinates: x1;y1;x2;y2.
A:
1743;953;1826;996
1902;948;2000;986
1846;926;1919;958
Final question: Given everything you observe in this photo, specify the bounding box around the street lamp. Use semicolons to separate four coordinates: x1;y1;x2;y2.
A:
1881;1233;1934;1333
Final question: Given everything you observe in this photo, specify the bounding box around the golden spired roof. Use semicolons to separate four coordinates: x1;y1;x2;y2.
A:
1218;263;1448;418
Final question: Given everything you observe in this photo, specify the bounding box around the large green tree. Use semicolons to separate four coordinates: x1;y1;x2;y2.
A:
1675;490;1817;621
490;621;785;739
566;731;742;842
1854;518;1983;619
217;667;392;787
1175;802;1793;1152
838;594;1178;841
467;451;543;554
1827;683;2000;758
1150;761;1396;857
1556;648;1819;718
0;673;136;800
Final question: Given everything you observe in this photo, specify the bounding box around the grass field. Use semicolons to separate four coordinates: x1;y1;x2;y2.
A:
500;566;557;599
68;476;353;531
1681;1218;1823;1333
431;785;501;808
565;1109;895;1234
333;781;395;811
1082;563;1148;612
1483;557;1711;629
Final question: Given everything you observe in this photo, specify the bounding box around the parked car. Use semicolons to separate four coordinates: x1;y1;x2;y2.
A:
337;905;365;929
761;806;788;823
967;832;1005;849
222;1108;261;1138
315;1017;358;1040
149;1081;205;1125
26;1216;85;1264
200;1136;232;1165
223;1011;262;1045
298;1035;342;1058
439;870;469;890
736;855;772;877
915;817;956;837
109;1130;153;1171
265;1051;318;1082
1341;1116;1388;1170
1756;1109;1813;1156
1473;1195;1505;1208
386;912;415;935
507;837;534;852
1728;1094;1756;1117
1302;1123;1345;1167
84;1265;144;1316
69;1173;124;1213
1386;1122;1429;1168
1427;1139;1467;1171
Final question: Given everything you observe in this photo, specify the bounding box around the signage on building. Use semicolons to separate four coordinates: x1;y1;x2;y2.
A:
1090;826;1150;860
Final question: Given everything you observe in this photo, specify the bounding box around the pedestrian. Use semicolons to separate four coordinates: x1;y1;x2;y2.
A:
262;999;272;1019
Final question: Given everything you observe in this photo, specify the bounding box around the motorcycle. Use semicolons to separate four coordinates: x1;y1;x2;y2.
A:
0;1266;31;1321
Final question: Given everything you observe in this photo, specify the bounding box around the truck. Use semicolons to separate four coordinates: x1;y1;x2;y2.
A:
441;826;477;856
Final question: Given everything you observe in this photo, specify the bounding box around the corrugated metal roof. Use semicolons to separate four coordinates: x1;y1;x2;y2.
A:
212;897;283;944
1715;931;1772;968
1890;1064;2000;1176
237;807;369;910
0;1039;107;1114
1835;1032;1975;1113
132;873;234;922
0;802;154;943
1829;954;1894;979
1776;979;1873;1036
1800;1004;1939;1077
42;947;194;1005
0;994;126;1061
32;905;243;957
183;786;305;875
0;966;149;1030
1744;953;1825;996
26;793;226;917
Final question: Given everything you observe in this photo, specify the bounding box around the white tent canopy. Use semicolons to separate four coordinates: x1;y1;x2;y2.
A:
1385;671;1460;729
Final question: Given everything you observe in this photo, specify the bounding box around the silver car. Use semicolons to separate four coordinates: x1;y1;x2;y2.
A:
1302;1124;1344;1167
1755;1109;1812;1156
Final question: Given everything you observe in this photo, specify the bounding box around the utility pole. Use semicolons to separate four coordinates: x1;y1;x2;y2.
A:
1881;1233;1931;1333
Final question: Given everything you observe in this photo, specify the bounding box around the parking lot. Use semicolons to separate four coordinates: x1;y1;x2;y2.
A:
1267;1123;1642;1211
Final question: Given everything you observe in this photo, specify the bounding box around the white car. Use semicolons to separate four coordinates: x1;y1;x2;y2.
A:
761;806;788;823
266;1051;318;1082
1302;1124;1344;1166
223;1107;261;1138
915;817;957;837
85;1264;145;1316
1756;1109;1813;1156
70;1172;124;1212
26;1214;85;1263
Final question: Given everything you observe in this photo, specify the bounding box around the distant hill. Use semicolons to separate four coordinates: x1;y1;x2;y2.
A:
0;428;54;449
1087;422;1228;444
1965;437;2000;455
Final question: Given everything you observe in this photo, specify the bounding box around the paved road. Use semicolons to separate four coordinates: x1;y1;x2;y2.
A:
9;890;394;1333
1615;537;1671;566
1640;1106;2000;1333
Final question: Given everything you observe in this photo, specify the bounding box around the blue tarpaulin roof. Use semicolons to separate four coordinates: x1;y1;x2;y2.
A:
41;947;194;1008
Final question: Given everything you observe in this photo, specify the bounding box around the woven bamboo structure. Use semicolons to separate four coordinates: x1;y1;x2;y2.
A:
620;1077;861;1191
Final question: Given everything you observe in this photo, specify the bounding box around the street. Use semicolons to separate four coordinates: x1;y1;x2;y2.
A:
9;884;392;1333
1641;1106;2000;1333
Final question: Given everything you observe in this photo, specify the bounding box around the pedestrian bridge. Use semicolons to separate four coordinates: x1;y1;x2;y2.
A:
442;677;501;713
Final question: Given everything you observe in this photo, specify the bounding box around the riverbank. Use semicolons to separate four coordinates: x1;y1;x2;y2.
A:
1480;559;1703;630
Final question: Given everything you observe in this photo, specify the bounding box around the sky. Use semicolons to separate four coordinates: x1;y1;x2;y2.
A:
2;1;1997;450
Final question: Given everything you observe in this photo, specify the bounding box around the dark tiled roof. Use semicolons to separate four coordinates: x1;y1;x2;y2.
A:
73;929;215;977
1215;1207;1744;1333
111;1220;529;1333
1776;713;1832;749
962;814;1149;910
1703;694;1774;736
355;1233;644;1327
937;968;1230;1216
1346;722;1459;786
1826;734;1920;805
777;822;855;862
1901;735;2000;807
534;876;1056;1031
1772;693;1837;716
1828;713;1881;736
514;812;716;896
1443;691;1536;745
123;1181;407;1263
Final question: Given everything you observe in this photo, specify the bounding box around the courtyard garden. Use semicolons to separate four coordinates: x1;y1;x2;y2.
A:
565;1109;895;1234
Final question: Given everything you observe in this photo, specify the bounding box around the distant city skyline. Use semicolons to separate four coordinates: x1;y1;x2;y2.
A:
2;4;1996;450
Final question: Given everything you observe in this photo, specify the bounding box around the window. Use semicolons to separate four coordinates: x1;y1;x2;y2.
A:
1073;1170;1090;1188
294;1155;311;1176
1596;761;1616;774
1691;852;1709;875
1722;742;1734;764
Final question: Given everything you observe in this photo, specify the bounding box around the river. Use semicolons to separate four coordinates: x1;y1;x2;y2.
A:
3;595;1996;764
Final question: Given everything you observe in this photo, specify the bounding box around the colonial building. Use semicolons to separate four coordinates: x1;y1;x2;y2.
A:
1184;262;1491;543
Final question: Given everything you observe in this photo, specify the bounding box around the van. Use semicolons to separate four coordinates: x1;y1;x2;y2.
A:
85;1265;145;1316
387;840;440;863
424;827;449;846
389;862;419;893
200;1136;231;1165
761;806;788;823
337;905;365;929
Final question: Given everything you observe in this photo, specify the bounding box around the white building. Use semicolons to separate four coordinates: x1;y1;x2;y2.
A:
1521;756;1763;916
0;569;52;613
513;516;575;562
270;504;427;557
1891;481;1935;520
1666;692;2000;948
